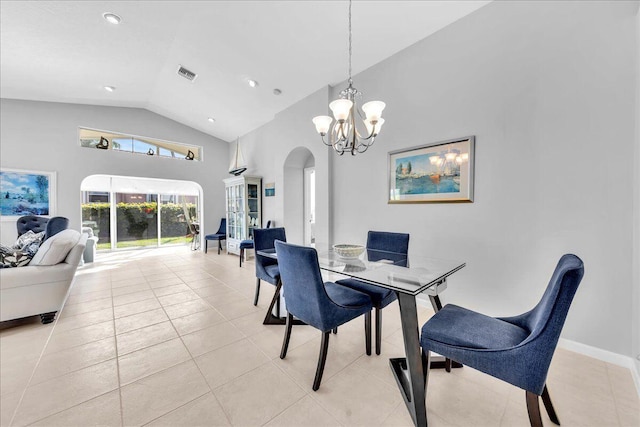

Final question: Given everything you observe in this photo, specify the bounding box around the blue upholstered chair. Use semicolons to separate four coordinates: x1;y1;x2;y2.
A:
253;227;286;307
335;231;409;354
17;216;69;241
420;254;584;427
204;219;226;254
239;220;272;267
275;240;373;391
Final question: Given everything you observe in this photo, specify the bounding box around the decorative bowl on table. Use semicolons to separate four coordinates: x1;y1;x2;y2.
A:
332;244;365;259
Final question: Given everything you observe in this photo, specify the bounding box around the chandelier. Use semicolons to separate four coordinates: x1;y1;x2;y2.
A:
312;0;385;156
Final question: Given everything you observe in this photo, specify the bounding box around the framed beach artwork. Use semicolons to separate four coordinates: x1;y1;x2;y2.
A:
264;182;275;197
388;136;475;203
0;168;56;221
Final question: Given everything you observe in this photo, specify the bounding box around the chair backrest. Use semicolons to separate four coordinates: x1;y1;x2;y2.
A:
254;227;286;251
17;215;49;237
274;240;337;331
45;216;69;241
217;218;227;235
521;254;584;346
254;227;286;271
16;215;69;241
366;231;409;266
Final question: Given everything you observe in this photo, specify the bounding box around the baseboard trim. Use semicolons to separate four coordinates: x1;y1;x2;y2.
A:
558;338;640;398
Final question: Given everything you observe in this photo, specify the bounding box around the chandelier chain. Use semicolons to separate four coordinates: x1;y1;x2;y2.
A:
348;0;352;86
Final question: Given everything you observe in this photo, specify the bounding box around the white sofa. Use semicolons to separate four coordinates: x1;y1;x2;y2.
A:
0;233;88;324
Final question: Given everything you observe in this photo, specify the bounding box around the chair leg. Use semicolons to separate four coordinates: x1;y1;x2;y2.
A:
313;331;331;391
280;313;294;359
275;288;281;318
332;327;338;334
218;240;222;255
365;311;372;356
526;391;543;427
375;307;382;355
239;248;243;267
428;294;454;371
542;385;561;425
204;240;208;253
421;349;431;390
253;279;261;306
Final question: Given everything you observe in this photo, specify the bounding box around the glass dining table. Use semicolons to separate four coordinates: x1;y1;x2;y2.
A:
257;245;466;427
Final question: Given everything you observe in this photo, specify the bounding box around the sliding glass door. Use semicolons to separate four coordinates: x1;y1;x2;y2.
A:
81;190;199;251
159;194;198;246
81;191;111;250
115;193;158;249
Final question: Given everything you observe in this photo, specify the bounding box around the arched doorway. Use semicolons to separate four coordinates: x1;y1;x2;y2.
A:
80;174;203;251
282;147;315;245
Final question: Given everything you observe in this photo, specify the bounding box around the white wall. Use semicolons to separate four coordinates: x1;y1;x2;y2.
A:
633;3;640;377
328;1;637;356
229;87;332;246
0;99;229;245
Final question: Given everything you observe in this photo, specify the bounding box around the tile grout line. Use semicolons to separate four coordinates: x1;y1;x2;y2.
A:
110;271;126;427
139;260;234;426
174;253;305;426
7;275;86;427
606;364;627;426
167;258;239;425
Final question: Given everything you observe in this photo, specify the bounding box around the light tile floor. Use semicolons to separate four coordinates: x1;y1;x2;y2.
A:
1;247;638;426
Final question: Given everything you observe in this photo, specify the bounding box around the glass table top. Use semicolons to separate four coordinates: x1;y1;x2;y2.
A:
257;246;465;296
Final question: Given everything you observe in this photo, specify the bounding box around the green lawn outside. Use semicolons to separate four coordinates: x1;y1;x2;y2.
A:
96;236;191;250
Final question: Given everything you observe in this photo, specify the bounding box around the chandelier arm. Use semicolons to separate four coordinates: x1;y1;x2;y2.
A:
354;118;374;140
330;120;341;144
352;107;376;140
320;134;332;147
356;143;369;154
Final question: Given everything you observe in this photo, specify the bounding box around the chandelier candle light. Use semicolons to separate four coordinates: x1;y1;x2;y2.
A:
312;0;385;156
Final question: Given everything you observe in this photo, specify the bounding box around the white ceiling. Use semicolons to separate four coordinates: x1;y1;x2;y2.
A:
0;1;491;143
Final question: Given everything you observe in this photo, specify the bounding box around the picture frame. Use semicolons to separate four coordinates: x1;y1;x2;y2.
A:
388;136;475;203
0;168;56;221
265;182;275;197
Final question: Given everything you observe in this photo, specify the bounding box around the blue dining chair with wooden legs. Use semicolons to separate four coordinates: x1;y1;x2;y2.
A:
335;231;409;355
420;254;584;427
254;227;291;325
239;220;272;267
275;241;373;391
204;219;226;254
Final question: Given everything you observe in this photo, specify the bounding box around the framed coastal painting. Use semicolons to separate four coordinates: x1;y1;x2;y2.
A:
264;182;275;197
0;168;56;221
388;136;475;203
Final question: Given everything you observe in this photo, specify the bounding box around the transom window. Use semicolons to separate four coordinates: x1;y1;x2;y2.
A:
79;127;202;161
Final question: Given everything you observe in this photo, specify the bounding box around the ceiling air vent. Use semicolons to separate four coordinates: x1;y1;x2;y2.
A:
177;65;198;82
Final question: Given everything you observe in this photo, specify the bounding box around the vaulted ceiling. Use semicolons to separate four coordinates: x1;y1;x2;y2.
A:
0;1;490;142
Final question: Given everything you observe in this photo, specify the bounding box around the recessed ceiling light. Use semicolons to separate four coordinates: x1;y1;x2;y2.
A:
273;88;282;95
103;86;116;92
207;117;215;123
248;79;258;88
102;13;122;24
